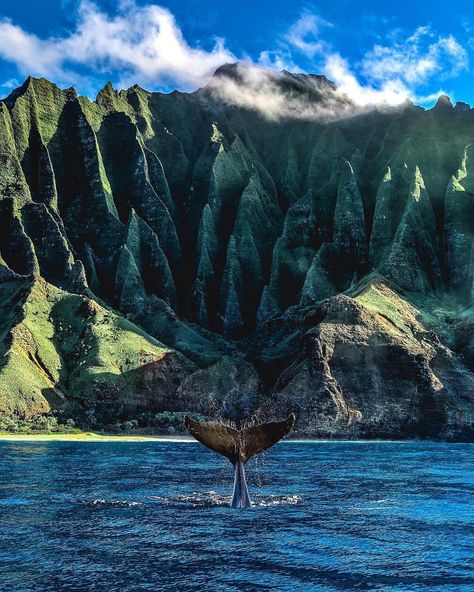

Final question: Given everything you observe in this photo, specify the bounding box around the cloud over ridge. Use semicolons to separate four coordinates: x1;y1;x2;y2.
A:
0;1;470;116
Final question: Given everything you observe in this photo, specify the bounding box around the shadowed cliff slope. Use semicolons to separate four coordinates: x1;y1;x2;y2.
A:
1;65;474;438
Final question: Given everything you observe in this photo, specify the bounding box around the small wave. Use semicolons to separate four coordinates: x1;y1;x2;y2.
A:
149;492;303;508
150;491;229;507
252;494;303;507
81;499;143;507
350;498;397;512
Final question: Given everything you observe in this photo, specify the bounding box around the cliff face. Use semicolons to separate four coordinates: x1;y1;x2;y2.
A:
1;67;474;439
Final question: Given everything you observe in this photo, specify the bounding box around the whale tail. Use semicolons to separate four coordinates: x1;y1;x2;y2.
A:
184;414;296;508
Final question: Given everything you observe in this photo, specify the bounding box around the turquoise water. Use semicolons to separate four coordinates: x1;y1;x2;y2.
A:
0;441;473;591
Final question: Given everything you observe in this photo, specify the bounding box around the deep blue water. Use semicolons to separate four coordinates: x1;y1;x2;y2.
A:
0;441;473;592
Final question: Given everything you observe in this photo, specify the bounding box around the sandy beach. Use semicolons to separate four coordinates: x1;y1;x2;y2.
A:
0;432;195;442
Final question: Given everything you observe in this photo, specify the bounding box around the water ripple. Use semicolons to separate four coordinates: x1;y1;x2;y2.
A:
0;440;473;592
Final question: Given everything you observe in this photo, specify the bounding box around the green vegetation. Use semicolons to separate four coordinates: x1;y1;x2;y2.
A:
0;413;79;434
0;411;206;436
110;412;207;434
0;277;179;422
354;279;420;338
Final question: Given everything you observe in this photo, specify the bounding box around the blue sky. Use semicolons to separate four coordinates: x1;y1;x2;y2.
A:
1;0;474;107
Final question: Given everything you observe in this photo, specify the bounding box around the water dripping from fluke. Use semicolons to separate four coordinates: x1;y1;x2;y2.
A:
184;413;296;508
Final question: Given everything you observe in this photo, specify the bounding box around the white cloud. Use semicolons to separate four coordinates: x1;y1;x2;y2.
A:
257;50;300;72
281;14;468;108
207;61;351;120
461;17;474;50
323;54;409;106
268;13;468;109
0;77;20;91
322;53;434;107
284;12;331;58
0;20;68;80
362;26;468;86
0;0;235;90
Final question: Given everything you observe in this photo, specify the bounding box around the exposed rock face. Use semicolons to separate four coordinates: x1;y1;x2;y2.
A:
273;281;474;439
444;145;474;299
380;167;441;292
1;67;474;439
175;357;261;420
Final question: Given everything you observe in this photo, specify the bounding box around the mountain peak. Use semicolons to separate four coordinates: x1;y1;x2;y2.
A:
2;76;66;107
212;62;336;93
432;94;454;111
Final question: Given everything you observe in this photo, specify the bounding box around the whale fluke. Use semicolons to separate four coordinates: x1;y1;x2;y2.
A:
184;417;240;462
184;414;296;508
184;414;295;464
238;414;296;463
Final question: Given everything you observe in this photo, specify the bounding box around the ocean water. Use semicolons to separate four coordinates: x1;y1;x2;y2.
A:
0;441;473;592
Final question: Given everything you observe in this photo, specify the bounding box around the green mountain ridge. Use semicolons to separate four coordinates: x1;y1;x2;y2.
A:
1;65;474;439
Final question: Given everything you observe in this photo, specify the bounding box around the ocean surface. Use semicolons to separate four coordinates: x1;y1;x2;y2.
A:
0;441;473;592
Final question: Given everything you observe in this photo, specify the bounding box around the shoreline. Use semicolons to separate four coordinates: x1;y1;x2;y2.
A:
0;432;451;443
0;432;194;442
